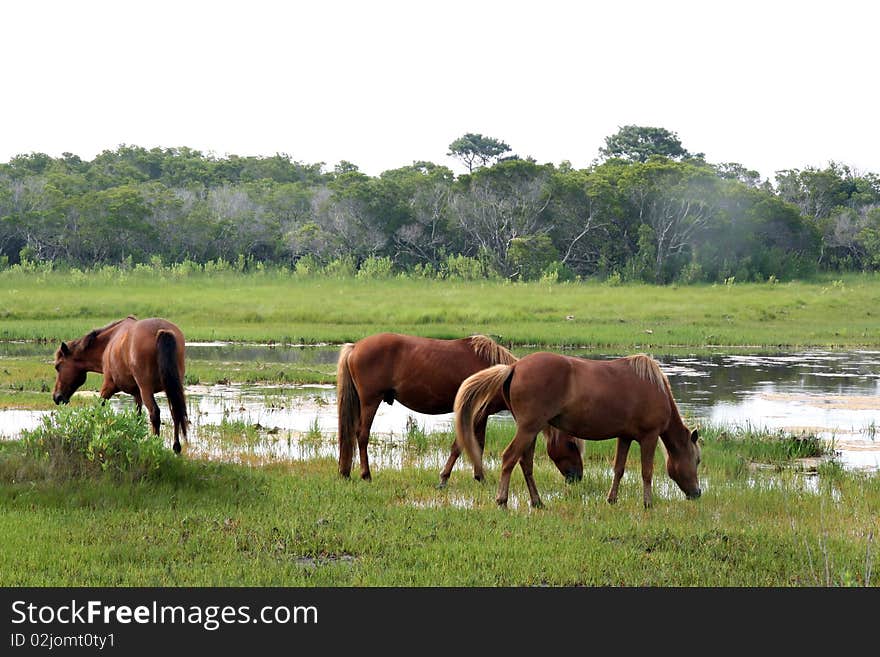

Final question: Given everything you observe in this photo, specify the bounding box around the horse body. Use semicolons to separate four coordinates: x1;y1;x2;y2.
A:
336;333;583;482
455;352;701;509
53;316;188;453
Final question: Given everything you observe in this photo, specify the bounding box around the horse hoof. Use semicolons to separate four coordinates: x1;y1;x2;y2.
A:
361;473;372;482
436;480;448;490
606;496;617;505
173;442;181;454
474;474;484;483
532;500;544;510
496;499;508;509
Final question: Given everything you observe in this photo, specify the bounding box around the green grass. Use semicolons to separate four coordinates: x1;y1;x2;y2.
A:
1;269;878;586
1;268;879;348
0;424;873;586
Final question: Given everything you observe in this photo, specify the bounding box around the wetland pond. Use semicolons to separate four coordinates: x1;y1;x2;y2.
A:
2;342;880;472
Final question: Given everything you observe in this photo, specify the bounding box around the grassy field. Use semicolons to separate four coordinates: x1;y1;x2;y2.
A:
3;269;879;409
1;269;878;587
0;419;874;587
2;268;879;348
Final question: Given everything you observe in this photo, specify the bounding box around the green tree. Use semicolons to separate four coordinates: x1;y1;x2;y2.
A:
600;125;698;163
618;159;719;282
447;133;511;173
508;235;559;280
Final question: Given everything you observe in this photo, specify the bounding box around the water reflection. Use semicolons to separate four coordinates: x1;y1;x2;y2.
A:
2;345;879;471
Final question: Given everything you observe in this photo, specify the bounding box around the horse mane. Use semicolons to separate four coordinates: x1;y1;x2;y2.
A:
469;334;517;366
624;354;669;393
76;315;138;350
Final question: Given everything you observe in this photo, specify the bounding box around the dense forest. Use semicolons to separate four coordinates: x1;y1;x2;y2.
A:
1;126;878;283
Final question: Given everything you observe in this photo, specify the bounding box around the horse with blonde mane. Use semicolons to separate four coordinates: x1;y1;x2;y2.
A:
336;333;583;483
454;352;701;508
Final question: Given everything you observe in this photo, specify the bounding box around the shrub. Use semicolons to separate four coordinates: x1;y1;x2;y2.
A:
357;256;394;279
443;254;484;280
294;254;321;277
323;256;357;278
21;403;170;480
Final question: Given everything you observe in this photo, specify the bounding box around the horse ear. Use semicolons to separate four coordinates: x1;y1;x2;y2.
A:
60;342;70;356
691;429;699;444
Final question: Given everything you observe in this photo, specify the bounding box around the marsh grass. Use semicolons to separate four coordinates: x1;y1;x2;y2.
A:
303;417;323;444
2;269;880;348
0;431;876;586
0;405;875;586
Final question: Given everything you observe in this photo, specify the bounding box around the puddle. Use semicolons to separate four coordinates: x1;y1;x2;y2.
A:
2;346;880;472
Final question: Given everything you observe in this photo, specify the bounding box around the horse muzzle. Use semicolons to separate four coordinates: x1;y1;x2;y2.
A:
686;488;702;500
53;393;69;405
565;470;583;484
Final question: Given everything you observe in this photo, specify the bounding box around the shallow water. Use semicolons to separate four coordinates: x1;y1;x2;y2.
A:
3;344;879;471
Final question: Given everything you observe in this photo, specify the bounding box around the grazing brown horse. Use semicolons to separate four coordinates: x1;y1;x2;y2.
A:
52;316;189;453
454;352;701;509
336;333;583;483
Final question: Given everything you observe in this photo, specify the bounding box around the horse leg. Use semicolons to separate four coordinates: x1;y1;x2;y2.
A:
606;437;632;504
519;435;543;509
639;435;659;509
356;399;381;481
438;441;460;488
141;393;163;439
496;425;540;508
98;377;118;406
133;390;143;415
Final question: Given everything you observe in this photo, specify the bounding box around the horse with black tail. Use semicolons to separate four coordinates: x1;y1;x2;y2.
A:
454;352;701;509
53;316;189;454
336;333;583;483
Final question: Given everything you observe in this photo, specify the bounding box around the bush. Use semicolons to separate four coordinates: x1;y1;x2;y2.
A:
507;235;558;281
443;254;484;280
540;260;576;283
21;403;171;480
356;255;394;279
294;254;321;277
323;256;357;278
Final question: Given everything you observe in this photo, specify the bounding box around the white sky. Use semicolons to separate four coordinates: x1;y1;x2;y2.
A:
1;0;878;181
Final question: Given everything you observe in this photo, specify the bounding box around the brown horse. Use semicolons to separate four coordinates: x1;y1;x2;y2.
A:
336;333;583;483
454;352;701;509
52;316;189;453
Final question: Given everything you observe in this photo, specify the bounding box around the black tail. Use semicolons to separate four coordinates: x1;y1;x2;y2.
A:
157;330;188;451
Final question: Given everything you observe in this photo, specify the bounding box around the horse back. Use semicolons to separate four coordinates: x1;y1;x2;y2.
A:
508;352;673;439
347;333;505;414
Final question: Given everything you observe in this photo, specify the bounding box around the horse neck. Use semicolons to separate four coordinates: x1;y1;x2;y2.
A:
660;396;689;454
76;325;120;373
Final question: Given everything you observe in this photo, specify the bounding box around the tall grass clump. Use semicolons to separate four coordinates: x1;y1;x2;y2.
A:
701;423;834;477
21;402;171;481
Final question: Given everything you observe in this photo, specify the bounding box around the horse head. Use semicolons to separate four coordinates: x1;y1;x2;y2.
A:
52;339;89;405
544;426;584;483
663;426;701;499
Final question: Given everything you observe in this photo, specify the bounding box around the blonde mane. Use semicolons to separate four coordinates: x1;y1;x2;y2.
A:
624;354;669;393
469;335;517;366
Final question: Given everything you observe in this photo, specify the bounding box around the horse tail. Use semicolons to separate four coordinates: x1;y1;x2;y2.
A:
336;343;359;477
156;330;188;443
454;364;513;481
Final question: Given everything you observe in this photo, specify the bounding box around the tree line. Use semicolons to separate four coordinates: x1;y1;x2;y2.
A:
1;126;879;283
